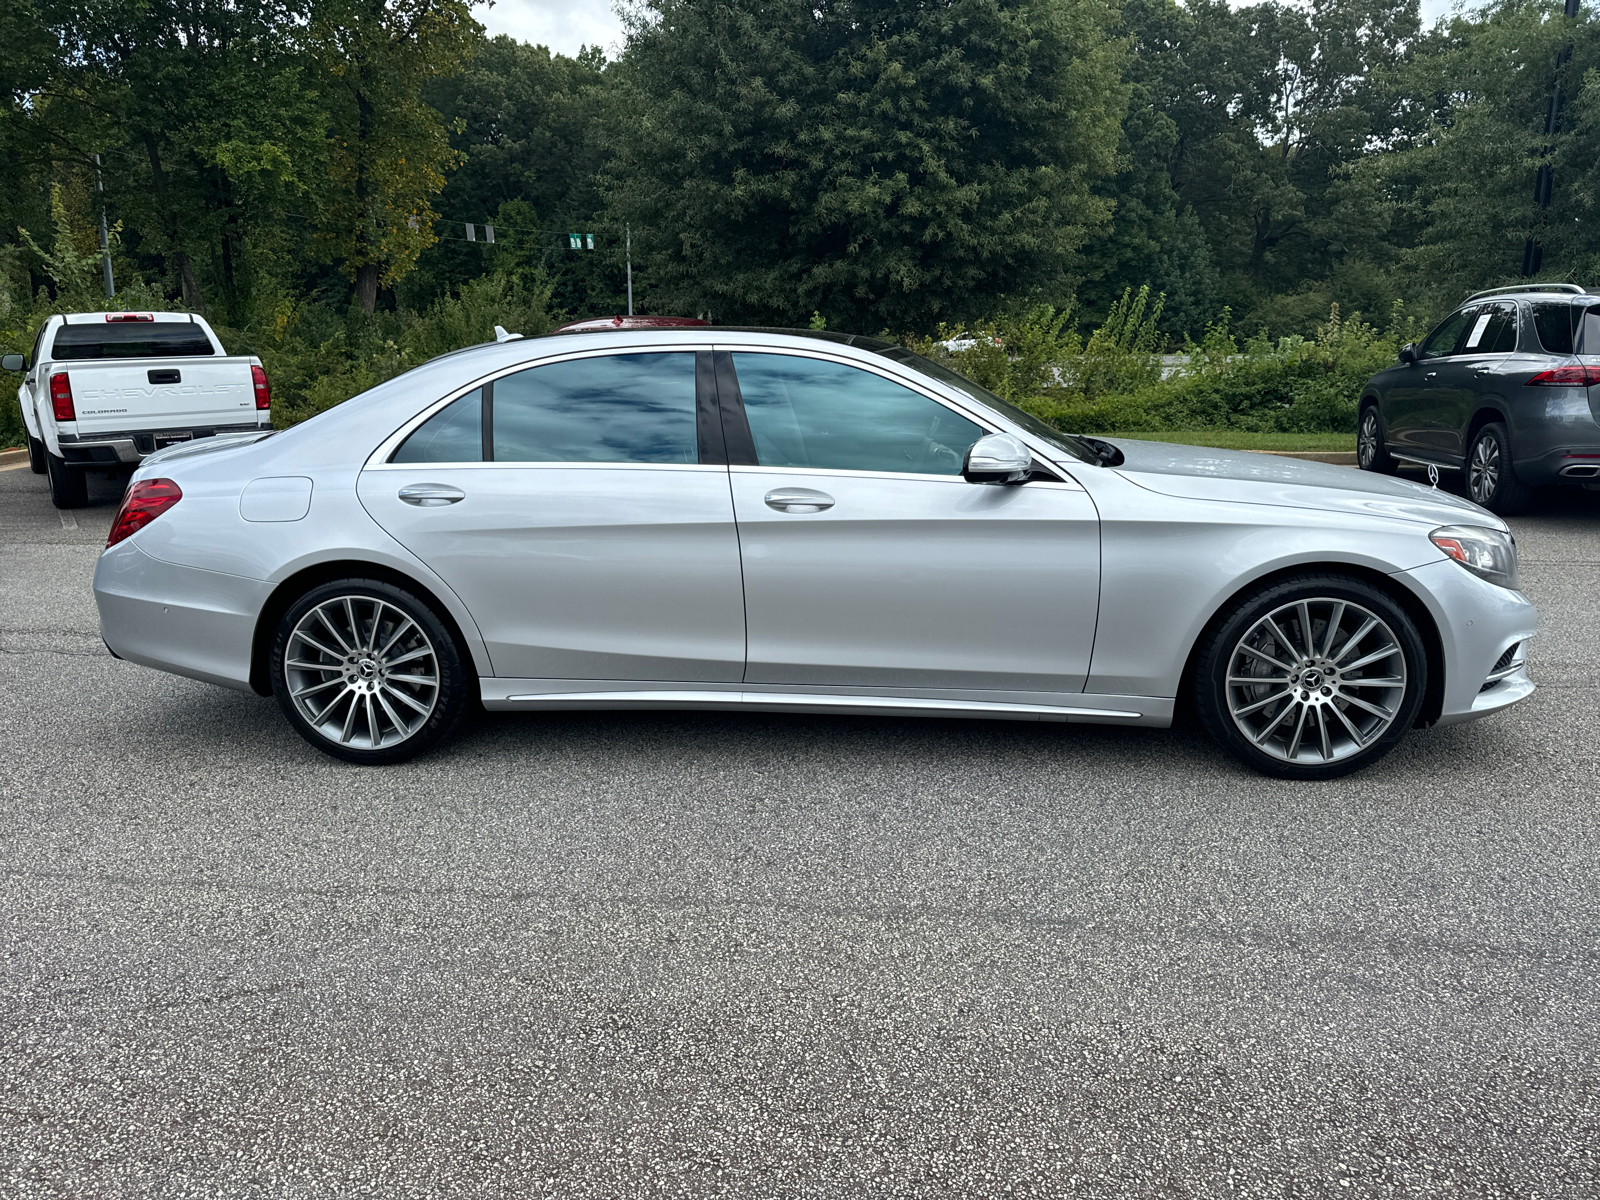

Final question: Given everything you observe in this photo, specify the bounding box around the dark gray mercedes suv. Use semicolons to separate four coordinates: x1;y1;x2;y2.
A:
1358;283;1600;513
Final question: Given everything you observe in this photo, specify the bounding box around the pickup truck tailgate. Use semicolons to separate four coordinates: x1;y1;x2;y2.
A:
65;357;259;435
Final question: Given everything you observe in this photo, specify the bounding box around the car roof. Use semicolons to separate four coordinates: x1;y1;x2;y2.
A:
553;315;711;332
426;325;897;368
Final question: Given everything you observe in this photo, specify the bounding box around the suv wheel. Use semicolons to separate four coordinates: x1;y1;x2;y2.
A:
27;436;47;475
1357;405;1399;475
45;452;88;509
271;579;471;765
1466;422;1531;514
1194;574;1427;780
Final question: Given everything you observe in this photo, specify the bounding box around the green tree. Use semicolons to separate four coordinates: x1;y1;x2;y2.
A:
605;0;1128;331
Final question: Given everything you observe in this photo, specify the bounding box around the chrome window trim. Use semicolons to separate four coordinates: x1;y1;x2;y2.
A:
365;460;727;474
363;342;710;470
728;462;1084;490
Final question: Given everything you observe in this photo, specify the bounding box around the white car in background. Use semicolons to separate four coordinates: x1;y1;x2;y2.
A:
5;311;272;508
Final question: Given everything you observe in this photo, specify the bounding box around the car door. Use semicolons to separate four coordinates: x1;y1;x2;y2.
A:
716;348;1101;694
1387;306;1476;458
358;348;746;682
1443;301;1519;459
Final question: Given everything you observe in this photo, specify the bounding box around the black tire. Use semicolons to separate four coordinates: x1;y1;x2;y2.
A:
1194;573;1428;780
45;452;88;509
27;436;46;474
270;578;471;765
1465;421;1532;515
1357;403;1399;475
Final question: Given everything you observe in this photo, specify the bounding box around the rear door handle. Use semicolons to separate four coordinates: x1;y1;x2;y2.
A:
399;483;465;507
764;487;834;513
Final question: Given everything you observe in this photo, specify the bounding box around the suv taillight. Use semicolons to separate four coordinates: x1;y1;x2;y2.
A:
1527;364;1600;386
251;364;271;410
107;479;183;548
49;372;75;421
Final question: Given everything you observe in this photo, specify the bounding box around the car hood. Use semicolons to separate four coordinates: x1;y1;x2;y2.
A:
1102;438;1505;530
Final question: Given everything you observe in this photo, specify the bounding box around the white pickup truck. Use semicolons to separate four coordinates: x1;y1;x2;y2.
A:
5;311;272;509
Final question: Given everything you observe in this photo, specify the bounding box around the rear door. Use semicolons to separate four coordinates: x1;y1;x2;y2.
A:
1444;301;1520;459
358;348;747;683
717;348;1101;693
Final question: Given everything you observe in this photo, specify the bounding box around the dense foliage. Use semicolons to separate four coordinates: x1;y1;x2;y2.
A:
4;0;1600;449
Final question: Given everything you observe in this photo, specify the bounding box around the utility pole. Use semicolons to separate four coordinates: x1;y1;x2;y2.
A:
625;223;634;316
1522;0;1581;276
95;154;114;300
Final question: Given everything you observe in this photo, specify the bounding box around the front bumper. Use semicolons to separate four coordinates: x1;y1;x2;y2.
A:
1398;558;1537;727
95;539;270;692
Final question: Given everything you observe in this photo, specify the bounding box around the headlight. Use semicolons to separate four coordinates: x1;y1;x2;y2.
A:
1430;525;1519;590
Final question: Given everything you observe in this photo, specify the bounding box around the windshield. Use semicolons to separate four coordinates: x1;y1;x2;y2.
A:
873;345;1099;465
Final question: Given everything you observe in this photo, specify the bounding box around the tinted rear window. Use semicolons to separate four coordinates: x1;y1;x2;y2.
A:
50;322;215;360
1531;303;1575;355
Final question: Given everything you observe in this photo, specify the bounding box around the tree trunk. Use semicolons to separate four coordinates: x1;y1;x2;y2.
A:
141;132;205;314
355;263;379;315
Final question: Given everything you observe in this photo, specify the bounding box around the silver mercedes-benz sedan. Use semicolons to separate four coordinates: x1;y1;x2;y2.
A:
93;327;1535;778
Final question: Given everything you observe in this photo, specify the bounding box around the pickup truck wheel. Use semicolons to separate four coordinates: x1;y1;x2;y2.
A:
271;579;470;765
45;453;88;509
27;436;46;475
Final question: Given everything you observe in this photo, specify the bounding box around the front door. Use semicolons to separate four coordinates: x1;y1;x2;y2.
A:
1387;306;1476;459
359;350;746;682
718;350;1101;694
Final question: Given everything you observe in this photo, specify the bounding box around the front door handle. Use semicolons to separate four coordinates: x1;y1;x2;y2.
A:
1424;371;1439;379
764;487;834;513
399;483;465;507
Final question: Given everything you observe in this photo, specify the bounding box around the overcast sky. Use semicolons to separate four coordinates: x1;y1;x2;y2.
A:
472;0;1481;61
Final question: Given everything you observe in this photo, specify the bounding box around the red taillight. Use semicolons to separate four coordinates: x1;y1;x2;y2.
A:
107;478;183;549
105;313;154;322
251;364;271;410
49;372;75;421
1526;364;1600;386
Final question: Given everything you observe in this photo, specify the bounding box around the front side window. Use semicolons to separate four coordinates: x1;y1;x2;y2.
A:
492;352;698;464
732;353;984;475
392;388;483;463
1420;308;1475;359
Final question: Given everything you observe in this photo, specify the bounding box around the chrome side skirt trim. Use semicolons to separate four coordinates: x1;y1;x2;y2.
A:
1390;451;1462;471
485;682;1154;723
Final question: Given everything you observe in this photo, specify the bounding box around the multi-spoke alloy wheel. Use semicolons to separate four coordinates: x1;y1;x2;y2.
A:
1464;422;1531;514
272;579;467;764
1196;576;1426;779
1468;434;1499;504
1356;405;1397;475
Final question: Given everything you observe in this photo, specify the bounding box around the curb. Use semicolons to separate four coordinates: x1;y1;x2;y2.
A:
1259;450;1358;466
0;447;29;467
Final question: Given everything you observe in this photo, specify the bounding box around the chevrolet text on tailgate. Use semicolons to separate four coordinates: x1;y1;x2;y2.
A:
4;311;272;509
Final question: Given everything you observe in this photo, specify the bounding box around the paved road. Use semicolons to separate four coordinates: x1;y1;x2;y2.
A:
2;457;1598;1199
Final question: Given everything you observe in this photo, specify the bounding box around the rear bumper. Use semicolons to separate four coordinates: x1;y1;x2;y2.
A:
59;422;268;465
95;539;269;692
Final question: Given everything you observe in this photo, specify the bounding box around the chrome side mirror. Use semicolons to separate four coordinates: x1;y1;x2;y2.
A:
0;354;24;373
963;432;1033;484
1398;343;1418;365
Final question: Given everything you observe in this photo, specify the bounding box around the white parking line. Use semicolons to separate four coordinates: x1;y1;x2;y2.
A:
59;509;78;530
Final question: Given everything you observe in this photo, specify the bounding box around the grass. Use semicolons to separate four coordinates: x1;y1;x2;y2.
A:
1100;430;1356;453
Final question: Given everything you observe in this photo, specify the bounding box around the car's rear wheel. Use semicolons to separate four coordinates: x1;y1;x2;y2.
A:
1357;404;1399;475
271;579;471;765
45;453;87;509
1466;422;1532;514
1194;575;1427;779
27;436;47;475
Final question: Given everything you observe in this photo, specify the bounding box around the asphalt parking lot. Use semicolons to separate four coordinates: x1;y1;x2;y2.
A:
2;456;1598;1198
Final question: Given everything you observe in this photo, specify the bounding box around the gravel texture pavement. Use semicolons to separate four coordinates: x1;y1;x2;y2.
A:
2;457;1598;1198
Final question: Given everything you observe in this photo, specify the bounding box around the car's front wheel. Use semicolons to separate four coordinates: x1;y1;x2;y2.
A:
270;578;471;765
1466;422;1532;514
1357;404;1399;475
1194;575;1428;779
